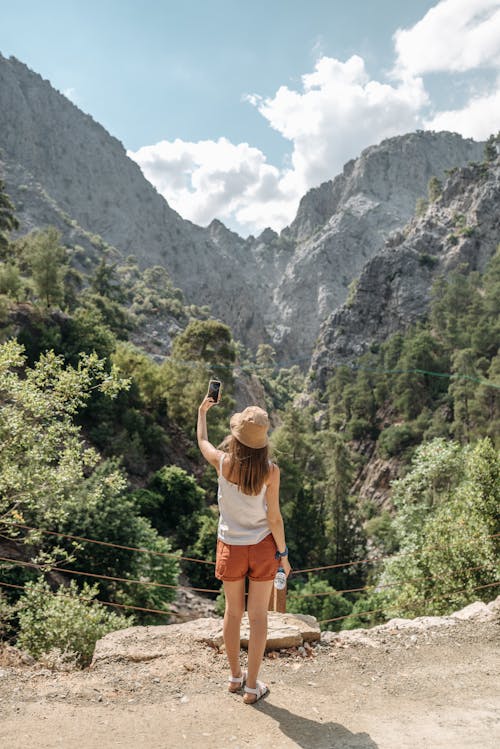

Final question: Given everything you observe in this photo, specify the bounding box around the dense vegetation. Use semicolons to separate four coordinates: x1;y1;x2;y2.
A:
0;148;499;662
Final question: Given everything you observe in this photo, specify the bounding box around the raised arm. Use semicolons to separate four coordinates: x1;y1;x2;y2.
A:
265;464;291;576
197;396;221;469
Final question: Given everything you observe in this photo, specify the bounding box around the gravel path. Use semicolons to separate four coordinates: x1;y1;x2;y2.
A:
0;618;499;749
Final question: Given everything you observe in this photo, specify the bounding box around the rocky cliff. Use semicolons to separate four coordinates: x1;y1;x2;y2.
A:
310;154;500;390
254;131;484;364
0;53;486;366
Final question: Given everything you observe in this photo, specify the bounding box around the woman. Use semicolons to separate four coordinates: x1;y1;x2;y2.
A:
197;396;291;704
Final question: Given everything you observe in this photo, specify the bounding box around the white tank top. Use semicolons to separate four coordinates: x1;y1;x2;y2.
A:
217;454;271;545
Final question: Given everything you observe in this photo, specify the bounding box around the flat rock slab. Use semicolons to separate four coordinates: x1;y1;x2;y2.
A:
322;596;500;647
91;612;320;667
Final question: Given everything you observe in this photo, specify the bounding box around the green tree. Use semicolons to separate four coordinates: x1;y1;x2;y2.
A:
18;227;68;307
0;340;128;562
483;133;499;162
0;262;22;300
319;432;365;584
393;327;448;419
415;197;428;217
287;577;352;631
146;465;206;548
0;180;19;260
57;460;180;620
380;439;499;617
90;258;125;302
163;319;236;438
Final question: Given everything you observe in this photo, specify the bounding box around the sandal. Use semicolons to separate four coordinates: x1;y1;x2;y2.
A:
228;669;247;693
243;680;269;704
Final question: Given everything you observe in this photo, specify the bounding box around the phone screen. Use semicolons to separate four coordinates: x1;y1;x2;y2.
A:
208;379;221;402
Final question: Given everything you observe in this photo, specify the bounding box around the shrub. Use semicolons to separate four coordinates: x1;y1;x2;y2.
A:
415;197;428;217
16;580;132;667
418;253;438;269
287;577;352;631
346;417;374;441
377;424;419;458
340;592;387;630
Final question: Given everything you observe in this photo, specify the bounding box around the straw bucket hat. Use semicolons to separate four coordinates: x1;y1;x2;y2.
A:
230;406;269;449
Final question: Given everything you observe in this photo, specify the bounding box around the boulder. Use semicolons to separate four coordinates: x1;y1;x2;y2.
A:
452;600;497;622
91;613;321;667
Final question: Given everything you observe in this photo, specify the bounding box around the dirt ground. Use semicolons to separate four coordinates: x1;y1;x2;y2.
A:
0;617;499;749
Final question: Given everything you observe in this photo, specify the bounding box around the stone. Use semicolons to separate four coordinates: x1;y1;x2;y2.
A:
91;613;321;667
451;601;495;622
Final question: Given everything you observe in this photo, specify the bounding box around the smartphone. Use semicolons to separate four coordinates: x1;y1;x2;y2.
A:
208;379;222;403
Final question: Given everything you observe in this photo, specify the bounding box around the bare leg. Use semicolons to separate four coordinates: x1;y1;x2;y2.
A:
245;578;274;702
222;579;245;688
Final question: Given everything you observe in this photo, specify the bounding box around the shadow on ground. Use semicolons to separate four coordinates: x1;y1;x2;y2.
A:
257;701;379;749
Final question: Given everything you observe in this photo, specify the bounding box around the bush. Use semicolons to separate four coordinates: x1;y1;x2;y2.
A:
16;579;132;667
341;592;387;630
287;577;352;631
418;253;438;269
377;424;419;458
346;417;374;441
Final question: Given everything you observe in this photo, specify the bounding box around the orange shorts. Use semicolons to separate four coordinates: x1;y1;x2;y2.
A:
215;533;280;582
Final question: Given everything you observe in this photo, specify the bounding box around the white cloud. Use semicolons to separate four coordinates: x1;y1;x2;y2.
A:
250;55;427;196
128;137;296;234
425;85;500;139
394;0;500;76
130;56;427;235
129;2;500;237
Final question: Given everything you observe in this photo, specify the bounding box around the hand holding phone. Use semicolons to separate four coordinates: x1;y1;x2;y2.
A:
207;379;222;403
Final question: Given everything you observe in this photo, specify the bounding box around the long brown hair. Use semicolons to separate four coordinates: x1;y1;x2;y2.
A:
221;435;270;495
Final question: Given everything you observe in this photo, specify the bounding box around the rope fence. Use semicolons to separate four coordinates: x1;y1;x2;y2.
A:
1;523;498;619
318;579;500;625
0;579;170;617
3;521;216;566
3;521;498;578
1;574;498;628
162;355;500;390
0;555;220;594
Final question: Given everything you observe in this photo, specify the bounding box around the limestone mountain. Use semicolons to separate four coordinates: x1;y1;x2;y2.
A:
310;153;500;391
252;131;484;364
0;52;485;365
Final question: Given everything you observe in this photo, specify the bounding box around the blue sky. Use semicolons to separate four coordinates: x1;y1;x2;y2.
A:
1;1;499;235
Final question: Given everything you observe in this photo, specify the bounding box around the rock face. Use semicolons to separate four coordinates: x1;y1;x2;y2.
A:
267;131;484;364
310;156;500;389
0;53;485;365
0;53;258;335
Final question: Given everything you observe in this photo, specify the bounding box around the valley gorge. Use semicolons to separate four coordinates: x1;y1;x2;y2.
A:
0;52;488;371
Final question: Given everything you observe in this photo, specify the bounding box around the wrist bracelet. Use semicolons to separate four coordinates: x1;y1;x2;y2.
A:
275;545;288;560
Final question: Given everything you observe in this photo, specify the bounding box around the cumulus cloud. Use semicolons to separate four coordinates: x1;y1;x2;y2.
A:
128;137;295;234
425;85;500;139
130;57;427;235
394;0;500;75
250;55;427;197
129;1;500;237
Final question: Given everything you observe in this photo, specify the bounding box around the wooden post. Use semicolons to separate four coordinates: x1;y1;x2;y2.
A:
268;583;287;613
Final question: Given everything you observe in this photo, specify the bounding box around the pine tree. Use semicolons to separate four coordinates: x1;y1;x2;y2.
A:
18;227;68;307
0;180;19;260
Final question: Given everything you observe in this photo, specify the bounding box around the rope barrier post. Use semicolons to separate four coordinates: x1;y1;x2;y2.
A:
268;582;287;613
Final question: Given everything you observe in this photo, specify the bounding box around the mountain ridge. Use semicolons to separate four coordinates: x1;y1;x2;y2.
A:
0;52;486;365
310;153;500;390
